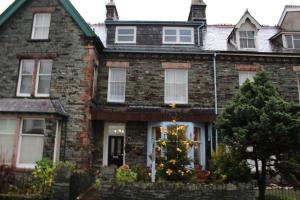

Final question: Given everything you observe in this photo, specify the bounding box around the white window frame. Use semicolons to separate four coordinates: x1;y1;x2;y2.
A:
283;34;300;49
31;13;51;40
163;27;194;44
16;118;45;169
239;71;256;86
115;26;136;44
17;60;35;97
107;68;127;103
0;118;17;165
164;69;188;104
35;60;52;97
238;30;256;49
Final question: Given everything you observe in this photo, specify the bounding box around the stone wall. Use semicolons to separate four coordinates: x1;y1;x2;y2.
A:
0;0;98;168
100;182;255;200
96;53;214;108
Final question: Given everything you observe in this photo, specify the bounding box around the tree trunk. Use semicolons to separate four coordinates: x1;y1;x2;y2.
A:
258;159;267;200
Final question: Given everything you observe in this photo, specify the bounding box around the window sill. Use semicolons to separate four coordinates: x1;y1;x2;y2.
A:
26;38;50;42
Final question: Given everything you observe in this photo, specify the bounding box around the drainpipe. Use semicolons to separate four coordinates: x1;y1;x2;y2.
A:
63;120;68;161
213;52;218;149
197;23;205;46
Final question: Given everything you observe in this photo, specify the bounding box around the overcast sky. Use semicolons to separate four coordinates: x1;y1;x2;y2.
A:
0;0;299;26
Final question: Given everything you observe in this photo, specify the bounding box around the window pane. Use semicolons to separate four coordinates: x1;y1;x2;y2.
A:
293;35;300;40
294;39;300;48
118;29;134;35
0;119;16;164
22;60;34;74
180;36;192;43
118;35;134;42
165;36;176;42
248;39;256;48
108;124;125;135
165;29;176;35
22;119;44;135
179;29;192;36
39;61;52;74
247;31;255;38
20;76;32;94
285;35;293;48
19;135;44;165
0;119;16;134
38;76;51;94
240;39;248;48
239;31;247;38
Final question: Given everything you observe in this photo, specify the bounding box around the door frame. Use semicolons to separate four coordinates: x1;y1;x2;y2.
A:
103;122;126;166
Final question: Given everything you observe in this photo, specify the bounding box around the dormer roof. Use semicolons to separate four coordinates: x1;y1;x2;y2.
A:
235;9;262;30
278;5;300;27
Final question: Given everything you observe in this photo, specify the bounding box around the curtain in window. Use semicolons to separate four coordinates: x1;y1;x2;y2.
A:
108;68;126;102
32;13;51;39
165;69;188;103
0;119;16;164
20;60;34;94
37;60;52;95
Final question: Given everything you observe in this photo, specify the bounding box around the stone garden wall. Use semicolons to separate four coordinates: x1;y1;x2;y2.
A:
100;182;255;200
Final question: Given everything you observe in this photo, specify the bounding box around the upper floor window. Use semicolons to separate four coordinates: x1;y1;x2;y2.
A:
115;27;136;43
31;13;51;40
284;34;300;49
17;59;52;97
165;69;188;104
163;27;194;44
107;68;126;103
239;71;255;86
239;31;255;49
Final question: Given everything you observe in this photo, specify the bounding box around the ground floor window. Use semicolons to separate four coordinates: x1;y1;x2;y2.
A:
147;122;207;169
0;116;62;169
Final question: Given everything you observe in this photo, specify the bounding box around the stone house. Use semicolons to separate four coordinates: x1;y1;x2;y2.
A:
0;0;103;170
0;0;299;174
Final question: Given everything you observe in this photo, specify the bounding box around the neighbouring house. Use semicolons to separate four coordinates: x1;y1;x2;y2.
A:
0;0;299;175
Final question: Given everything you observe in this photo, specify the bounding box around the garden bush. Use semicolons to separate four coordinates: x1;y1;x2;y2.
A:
210;144;251;183
115;165;137;184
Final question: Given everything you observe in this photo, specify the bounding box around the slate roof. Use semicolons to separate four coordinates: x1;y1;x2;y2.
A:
99;25;300;55
0;98;69;117
0;0;104;49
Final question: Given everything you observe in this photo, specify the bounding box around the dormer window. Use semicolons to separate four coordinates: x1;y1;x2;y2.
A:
239;31;255;49
284;34;300;49
163;27;194;44
115;26;136;43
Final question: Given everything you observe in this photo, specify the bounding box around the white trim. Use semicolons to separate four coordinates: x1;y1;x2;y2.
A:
16;118;45;169
31;13;51;40
162;27;194;45
235;11;262;29
107;68;126;103
278;6;300;27
115;26;136;44
102;122;126;166
17;60;34;97
35;60;52;97
164;69;188;104
53;120;61;162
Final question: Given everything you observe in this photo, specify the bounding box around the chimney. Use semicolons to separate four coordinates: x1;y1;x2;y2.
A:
188;0;206;22
106;0;119;20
